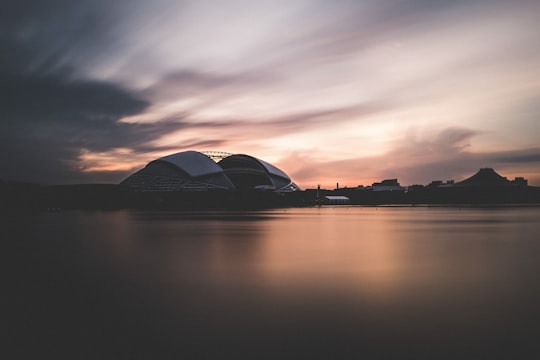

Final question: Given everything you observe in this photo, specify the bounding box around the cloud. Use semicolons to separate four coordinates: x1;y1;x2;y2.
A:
127;68;394;145
0;0;174;183
0;69;156;183
143;69;277;98
1;0;128;74
0;2;174;183
489;148;540;164
1;0;539;186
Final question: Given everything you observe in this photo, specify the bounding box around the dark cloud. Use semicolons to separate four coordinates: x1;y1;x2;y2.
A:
145;69;274;96
432;127;479;151
0;70;158;183
141;68;285;117
202;102;390;138
143;139;228;153
0;1;240;183
0;1;165;183
486;148;540;164
0;0;130;74
261;102;389;130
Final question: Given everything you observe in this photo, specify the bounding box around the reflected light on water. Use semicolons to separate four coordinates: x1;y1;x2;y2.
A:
6;206;540;359
99;207;540;314
256;209;403;297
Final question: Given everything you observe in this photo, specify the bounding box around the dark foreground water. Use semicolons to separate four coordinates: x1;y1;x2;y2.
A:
4;206;540;359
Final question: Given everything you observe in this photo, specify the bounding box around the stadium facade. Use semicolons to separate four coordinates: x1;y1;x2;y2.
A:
121;150;300;193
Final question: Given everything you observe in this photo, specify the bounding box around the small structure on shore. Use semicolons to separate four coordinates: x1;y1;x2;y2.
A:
323;195;350;204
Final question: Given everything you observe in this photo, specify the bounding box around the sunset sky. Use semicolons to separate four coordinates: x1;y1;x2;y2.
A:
2;0;540;188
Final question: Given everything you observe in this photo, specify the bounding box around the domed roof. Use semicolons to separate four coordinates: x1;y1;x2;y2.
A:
121;150;299;192
156;151;224;178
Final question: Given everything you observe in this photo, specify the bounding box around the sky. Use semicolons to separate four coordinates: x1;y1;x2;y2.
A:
2;0;540;188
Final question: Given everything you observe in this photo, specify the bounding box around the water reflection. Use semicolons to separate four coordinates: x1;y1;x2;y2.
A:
5;207;540;359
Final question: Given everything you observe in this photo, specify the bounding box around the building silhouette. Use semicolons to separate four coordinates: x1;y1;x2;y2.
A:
2;162;539;212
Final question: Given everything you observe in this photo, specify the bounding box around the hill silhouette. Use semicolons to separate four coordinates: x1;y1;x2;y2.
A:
455;168;511;187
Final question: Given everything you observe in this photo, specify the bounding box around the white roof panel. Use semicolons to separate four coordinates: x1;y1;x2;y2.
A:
157;151;225;178
255;157;290;180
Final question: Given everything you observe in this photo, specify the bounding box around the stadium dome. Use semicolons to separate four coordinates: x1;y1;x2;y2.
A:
121;150;300;192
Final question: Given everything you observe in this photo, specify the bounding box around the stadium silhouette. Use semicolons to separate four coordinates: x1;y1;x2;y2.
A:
2;151;540;212
121;150;300;193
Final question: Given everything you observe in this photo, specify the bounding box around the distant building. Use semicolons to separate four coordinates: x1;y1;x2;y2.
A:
323;196;350;204
370;179;405;192
512;177;528;186
427;180;454;188
407;184;425;191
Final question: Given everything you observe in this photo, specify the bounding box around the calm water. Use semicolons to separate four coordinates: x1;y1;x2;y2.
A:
5;206;540;359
